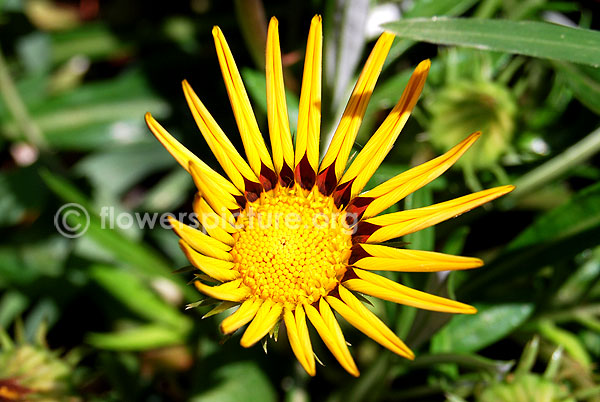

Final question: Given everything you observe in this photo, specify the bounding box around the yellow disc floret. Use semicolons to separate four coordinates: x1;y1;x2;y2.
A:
232;185;352;306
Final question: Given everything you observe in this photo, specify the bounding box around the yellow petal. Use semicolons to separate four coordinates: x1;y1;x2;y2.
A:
145;112;240;196
305;301;359;377
327;286;414;359
195;278;249;302
266;17;295;183
354;132;481;219
295;305;315;375
344;269;476;314
182;80;260;192
189;161;242;224
319;32;394;190
168;216;233;261
212;26;276;183
240;300;283;347
179;240;239;282
284;307;316;376
361;185;515;243
192;195;237;245
220;298;263;335
295;15;322;188
336;60;430;203
352;244;483;272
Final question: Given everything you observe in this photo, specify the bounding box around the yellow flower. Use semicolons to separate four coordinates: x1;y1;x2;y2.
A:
145;15;514;377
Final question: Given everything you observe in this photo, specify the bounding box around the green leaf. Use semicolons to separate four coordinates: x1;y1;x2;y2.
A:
40;169;197;301
190;361;276;402
50;23;128;65
384;0;480;69
555;62;600;114
139;169;193;212
384;18;600;67
1;70;168;150
86;324;185;351
464;182;600;295
241;68;299;133
323;0;368;113
432;303;534;353
89;265;190;331
0;166;47;227
508;181;600;251
0;291;28;328
75;142;175;197
404;185;434;251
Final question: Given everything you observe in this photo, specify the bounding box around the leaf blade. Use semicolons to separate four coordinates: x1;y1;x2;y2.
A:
384;18;600;66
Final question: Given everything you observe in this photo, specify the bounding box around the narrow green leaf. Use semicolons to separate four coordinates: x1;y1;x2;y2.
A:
86;324;185;351
431;303;534;353
464;182;600;295
89;265;190;331
384;18;600;66
404;185;434;251
241;68;299;132
555;62;600;115
508;181;600;251
190;361;277;402
40;169;197;301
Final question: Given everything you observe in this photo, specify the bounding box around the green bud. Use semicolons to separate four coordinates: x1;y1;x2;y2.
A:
428;80;517;170
0;329;76;401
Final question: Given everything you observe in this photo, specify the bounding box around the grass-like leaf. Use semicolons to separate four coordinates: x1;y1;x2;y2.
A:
384;18;600;66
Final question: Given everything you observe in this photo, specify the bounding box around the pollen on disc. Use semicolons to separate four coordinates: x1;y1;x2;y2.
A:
231;185;352;306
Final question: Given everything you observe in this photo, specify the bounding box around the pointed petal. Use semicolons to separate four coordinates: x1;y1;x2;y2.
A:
168;216;233;261
351;244;483;272
189;161;243;225
295;15;323;189
145;112;240;196
212;26;276;187
284;307;316;376
335;60;431;205
266;17;295;184
240;300;283;347
182;80;260;192
305;301;359;377
295;305;315;375
350;132;481;219
195;278;249;302
359;185;515;243
318;32;394;194
179;240;239;282
220;298;263;335
344;269;476;314
327;286;414;359
192;195;237;245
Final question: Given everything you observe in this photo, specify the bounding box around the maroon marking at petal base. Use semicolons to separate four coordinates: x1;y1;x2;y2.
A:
347;244;371;265
0;378;32;401
328;285;341;298
243;178;264;203
233;194;247;209
341;268;359;282
316;163;338;196
259;163;278;192
278;163;295;187
294;153;316;190
332;178;355;209
351;221;380;244
345;196;375;222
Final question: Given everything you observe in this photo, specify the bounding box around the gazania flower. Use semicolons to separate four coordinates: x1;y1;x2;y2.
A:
145;15;514;377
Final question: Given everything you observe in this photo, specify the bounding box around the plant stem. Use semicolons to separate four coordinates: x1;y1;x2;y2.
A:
0;46;47;149
504;125;600;205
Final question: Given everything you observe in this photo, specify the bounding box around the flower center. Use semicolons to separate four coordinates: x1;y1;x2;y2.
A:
231;185;352;306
